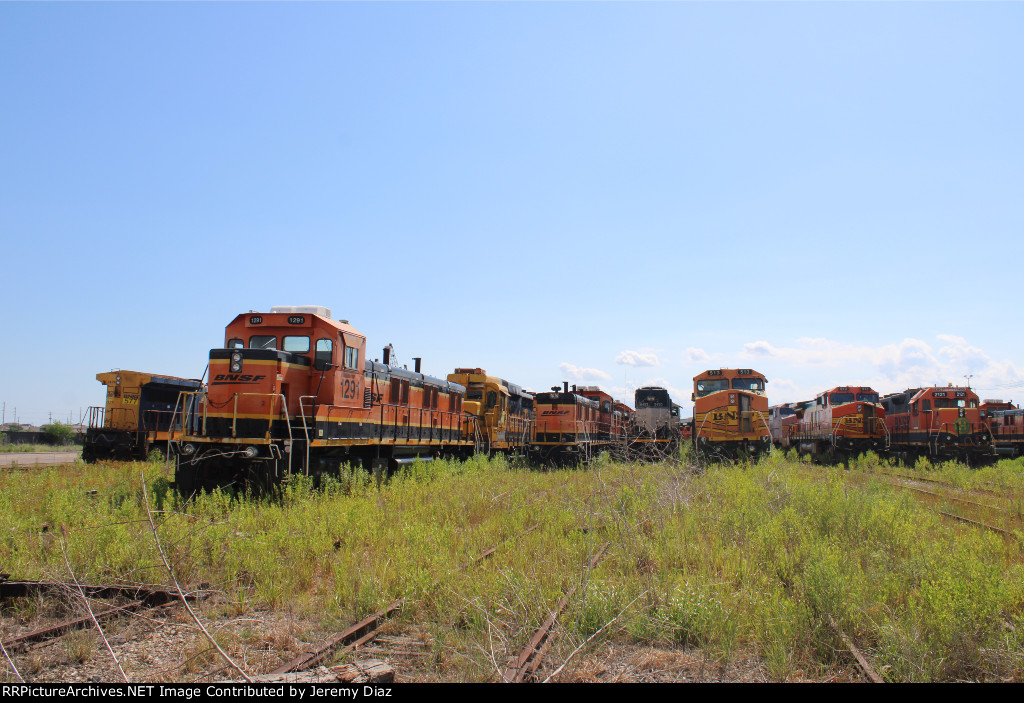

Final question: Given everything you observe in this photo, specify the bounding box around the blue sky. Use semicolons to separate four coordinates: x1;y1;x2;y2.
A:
2;2;1022;426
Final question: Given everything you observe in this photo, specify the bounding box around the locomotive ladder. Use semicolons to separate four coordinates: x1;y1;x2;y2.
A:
299;396;318;475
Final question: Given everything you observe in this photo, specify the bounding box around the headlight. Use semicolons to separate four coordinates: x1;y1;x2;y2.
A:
244;446;258;458
181;443;195;456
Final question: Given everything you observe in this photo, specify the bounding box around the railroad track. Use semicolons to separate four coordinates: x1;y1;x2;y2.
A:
502;541;610;683
0;580;209;653
862;471;1022;541
873;469;1024;504
271;523;541;675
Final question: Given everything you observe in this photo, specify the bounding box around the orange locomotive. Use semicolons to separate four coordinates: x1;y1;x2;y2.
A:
530;382;614;465
691;369;770;460
170;306;474;493
771;387;888;460
981;399;1024;458
576;386;633;442
880;385;995;463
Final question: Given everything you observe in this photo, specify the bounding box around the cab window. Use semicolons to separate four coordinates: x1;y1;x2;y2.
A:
250;335;277;349
315;339;333;369
344;346;359;370
227;338;244;348
732;378;764;391
283;336;310;353
696;379;729;397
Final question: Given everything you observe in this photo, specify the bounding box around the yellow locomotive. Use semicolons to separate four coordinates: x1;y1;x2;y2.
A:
84;370;202;462
447;368;534;455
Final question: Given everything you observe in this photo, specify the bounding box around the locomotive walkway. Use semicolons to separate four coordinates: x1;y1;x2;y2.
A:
0;450;80;468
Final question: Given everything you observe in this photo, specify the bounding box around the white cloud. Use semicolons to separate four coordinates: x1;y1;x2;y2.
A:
685;347;711;362
558;362;611;382
742;341;778;358
615;350;660;367
739;335;1024;399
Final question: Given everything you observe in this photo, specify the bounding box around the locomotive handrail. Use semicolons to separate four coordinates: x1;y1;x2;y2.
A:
86;406;105;430
874;416;891;449
754;410;772;447
695;412;711;443
575;420;592;462
226;393;293;476
299;395;317;475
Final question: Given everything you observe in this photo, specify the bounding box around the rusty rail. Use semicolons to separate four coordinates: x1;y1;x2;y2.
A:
827;615;882;683
270;598;406;675
0;580;209;652
0;580;204;604
870;475;1022;540
2;600;145;652
273;524;541;675
502;542;610;683
933;509;1020;541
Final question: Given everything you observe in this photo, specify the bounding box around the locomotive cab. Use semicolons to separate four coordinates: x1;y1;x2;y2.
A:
692;368;770;460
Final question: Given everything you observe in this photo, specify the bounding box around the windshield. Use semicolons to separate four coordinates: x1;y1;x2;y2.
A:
696;379;730;397
830;393;855;404
856;393;878;403
249;335;277;350
732;378;764;392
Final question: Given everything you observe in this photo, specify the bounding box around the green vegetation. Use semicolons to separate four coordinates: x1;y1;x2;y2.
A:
41;422;77;446
0;442;74;453
1;452;1022;682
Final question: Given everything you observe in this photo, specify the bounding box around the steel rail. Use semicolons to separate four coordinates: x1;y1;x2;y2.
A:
272;524;541;675
501;542;610;683
827;615;883;683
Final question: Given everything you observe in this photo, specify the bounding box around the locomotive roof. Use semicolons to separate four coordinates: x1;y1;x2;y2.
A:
96;370;203;390
882;386;980;406
228;309;365;339
448;368;532;398
534;391;599;408
818;386;877;395
693;368;767;381
368;359;465;392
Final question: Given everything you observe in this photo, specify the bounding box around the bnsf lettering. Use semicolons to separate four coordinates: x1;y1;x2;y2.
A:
213;374;267;383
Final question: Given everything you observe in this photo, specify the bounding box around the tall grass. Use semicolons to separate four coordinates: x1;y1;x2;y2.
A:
1;452;1022;681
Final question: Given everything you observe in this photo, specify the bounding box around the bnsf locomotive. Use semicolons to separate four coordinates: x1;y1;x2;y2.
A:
769;386;888;460
530;383;633;465
170;307;474;494
880;385;995;464
981;399;1024;458
692;368;770;459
